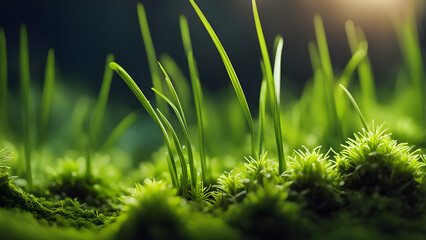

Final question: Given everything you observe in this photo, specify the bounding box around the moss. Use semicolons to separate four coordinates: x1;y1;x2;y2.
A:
0;171;110;229
334;125;424;198
285;147;342;215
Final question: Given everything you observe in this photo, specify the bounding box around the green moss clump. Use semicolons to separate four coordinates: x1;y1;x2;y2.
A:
334;125;424;197
285;147;342;215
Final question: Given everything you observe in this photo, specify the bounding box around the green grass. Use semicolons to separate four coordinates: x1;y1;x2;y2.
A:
180;14;208;182
137;3;168;116
252;0;286;173
39;48;55;143
19;24;32;189
189;0;256;158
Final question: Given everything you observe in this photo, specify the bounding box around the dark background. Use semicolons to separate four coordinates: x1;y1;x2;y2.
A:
0;0;425;107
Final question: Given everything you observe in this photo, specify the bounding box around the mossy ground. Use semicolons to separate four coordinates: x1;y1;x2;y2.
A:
2;125;426;240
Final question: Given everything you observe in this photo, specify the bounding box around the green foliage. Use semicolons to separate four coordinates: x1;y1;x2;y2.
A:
39;48;55;143
252;0;286;173
334;124;424;196
19;24;32;189
286;147;342;214
189;0;255;158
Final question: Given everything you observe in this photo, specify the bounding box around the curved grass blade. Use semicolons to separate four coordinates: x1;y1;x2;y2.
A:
253;0;286;172
152;87;197;188
90;54;115;148
102;111;138;150
159;54;192;109
338;41;368;87
157;108;189;196
137;3;168;115
258;79;267;155
339;84;369;132
20;24;32;189
0;28;7;134
110;62;178;187
189;0;255;157
39;48;55;142
273;35;283;104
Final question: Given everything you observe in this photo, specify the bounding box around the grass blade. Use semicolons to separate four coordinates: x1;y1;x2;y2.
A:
157;108;189;196
0;28;8;135
159;54;192;109
189;0;255;157
273;35;283;104
258;79;267;155
39;48;55;142
253;0;286;172
338;41;368;87
314;15;343;143
152;87;197;188
180;14;208;181
110;62;178;188
20;24;32;189
137;3;168;115
188;51;207;182
339;84;369;132
90;54;115;148
102;112;138;150
345;20;376;108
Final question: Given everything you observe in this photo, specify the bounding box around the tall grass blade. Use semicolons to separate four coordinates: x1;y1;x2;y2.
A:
345;20;376;107
253;0;286;172
159;54;191;109
20;24;32;189
152;87;197;188
90;54;115;148
110;62;178;187
39;48;55;142
0;28;8;135
258;79;267;155
102;112;138;150
273;35;283;104
180;14;208;181
339;84;369;132
338;41;368;87
137;3;168;115
314;15;343;143
188;51;207;182
189;0;255;157
157;109;189;196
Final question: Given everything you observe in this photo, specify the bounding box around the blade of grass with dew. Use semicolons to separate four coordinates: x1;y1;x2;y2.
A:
180;14;208;181
345;20;376;108
339;84;369;132
314;15;343;144
0;28;8;135
189;0;255;157
20;24;32;189
258;79;267;155
39;48;55;143
157;109;189;196
110;62;178;188
188;51;207;182
252;0;286;172
159;54;192;109
102;112;138;150
89;54;115;149
152;87;197;188
137;3;168;116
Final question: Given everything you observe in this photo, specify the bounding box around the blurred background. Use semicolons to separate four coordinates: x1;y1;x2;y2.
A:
0;0;424;107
